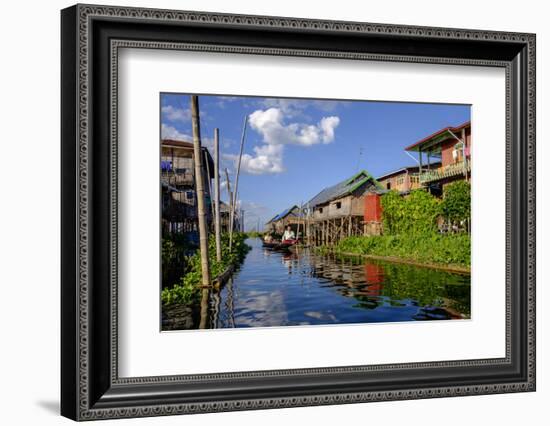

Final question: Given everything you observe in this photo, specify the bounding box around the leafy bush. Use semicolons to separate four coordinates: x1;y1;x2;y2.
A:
162;233;192;289
381;189;441;236
441;181;471;224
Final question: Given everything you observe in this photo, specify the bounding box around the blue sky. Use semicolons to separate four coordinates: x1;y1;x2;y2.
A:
161;93;470;231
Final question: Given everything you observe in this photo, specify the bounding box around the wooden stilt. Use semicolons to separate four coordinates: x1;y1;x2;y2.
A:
214;128;222;262
190;95;211;288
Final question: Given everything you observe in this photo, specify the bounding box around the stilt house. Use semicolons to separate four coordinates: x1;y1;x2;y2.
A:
307;170;383;245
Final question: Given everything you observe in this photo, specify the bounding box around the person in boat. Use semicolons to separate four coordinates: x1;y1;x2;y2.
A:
263;233;274;243
282;226;296;242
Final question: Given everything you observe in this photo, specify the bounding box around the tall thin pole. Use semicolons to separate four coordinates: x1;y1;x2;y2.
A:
224;168;233;235
190;95;211;287
214;128;222;262
229;116;248;250
297;202;303;242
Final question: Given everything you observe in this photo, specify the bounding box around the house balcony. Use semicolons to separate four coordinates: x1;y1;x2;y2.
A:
161;171;194;187
419;160;471;184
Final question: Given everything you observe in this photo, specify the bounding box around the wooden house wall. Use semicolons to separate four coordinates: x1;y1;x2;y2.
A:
328;195;353;217
378;173;409;192
311;180;378;221
440;127;471;168
161;147;194;172
377;170;423;193
313;194;368;220
350;196;366;216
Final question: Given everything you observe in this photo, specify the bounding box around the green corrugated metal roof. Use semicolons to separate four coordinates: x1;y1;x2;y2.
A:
308;170;382;208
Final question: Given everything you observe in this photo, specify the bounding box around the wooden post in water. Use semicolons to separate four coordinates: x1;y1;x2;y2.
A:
190;95;211;289
214;128;222;262
297;202;303;242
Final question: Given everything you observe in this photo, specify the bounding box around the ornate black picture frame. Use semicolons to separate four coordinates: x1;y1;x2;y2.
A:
61;4;536;421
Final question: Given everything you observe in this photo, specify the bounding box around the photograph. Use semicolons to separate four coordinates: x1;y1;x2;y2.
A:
56;3;536;420
160;93;472;331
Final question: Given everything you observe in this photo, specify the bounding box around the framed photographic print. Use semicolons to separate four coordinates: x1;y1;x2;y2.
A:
61;4;536;421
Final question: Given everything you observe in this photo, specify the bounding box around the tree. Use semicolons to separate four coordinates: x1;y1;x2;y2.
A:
441;181;471;229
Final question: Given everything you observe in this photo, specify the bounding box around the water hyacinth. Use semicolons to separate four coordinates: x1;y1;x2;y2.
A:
162;232;251;306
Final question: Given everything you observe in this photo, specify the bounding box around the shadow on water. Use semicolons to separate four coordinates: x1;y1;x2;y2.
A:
163;238;470;330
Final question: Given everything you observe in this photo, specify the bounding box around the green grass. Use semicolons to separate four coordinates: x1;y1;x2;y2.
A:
335;233;470;269
244;231;263;239
161;232;251;306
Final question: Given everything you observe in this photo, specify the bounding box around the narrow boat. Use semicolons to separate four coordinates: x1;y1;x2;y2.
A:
262;239;298;251
262;241;280;249
274;240;298;251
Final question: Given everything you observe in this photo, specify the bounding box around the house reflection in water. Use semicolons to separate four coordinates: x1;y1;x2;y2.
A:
362;263;385;297
164;240;470;330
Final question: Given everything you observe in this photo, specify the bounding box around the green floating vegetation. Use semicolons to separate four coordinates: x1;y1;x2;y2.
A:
161;232;251;306
162;233;193;289
244;230;263;239
336;233;470;269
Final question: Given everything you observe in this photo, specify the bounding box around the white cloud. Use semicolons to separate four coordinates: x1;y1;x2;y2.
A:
230;107;340;175
320;116;340;143
259;99;304;117
161;124;191;141
161;105;191;122
248;108;340;147
259;98;350;116
239;144;285;175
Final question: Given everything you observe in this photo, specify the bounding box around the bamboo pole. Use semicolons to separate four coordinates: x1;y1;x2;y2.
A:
462;127;468;181
190;95;211;288
199;288;209;329
224;168;233;233
204;150;213;209
297;202;303;242
214;128;222;262
229;115;248;250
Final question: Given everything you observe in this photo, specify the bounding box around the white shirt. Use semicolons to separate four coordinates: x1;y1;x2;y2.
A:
283;230;295;240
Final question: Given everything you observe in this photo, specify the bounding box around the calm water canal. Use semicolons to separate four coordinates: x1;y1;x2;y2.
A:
164;238;470;330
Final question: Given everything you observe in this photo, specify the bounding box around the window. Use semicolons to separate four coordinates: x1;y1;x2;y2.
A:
396;176;405;186
336;202;342;209
453;141;464;163
386;182;391;190
319;207;323;214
